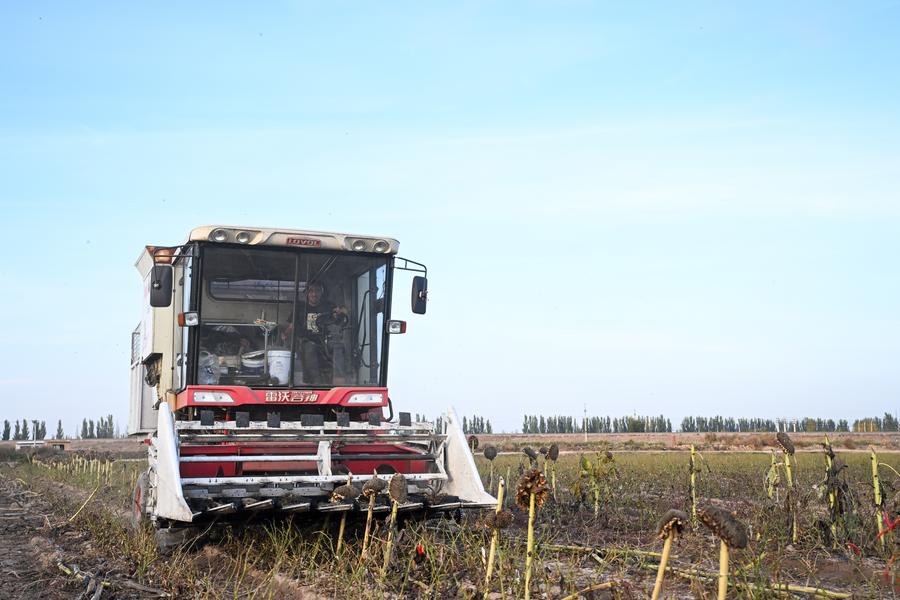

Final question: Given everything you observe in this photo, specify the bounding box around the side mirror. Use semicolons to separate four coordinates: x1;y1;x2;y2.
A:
411;276;427;314
149;265;173;308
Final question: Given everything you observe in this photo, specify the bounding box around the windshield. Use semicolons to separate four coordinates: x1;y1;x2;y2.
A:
195;245;389;388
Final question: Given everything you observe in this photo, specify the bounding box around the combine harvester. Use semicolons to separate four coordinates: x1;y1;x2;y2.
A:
129;225;494;547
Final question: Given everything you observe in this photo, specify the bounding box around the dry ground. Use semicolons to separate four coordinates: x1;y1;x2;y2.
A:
0;474;155;599
1;434;898;598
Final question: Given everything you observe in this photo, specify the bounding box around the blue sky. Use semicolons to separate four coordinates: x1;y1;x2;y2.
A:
1;2;898;435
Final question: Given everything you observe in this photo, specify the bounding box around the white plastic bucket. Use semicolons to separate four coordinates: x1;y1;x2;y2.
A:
241;350;266;374
267;350;291;385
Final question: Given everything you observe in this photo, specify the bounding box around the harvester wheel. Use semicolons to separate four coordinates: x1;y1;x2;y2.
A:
154;526;201;555
130;471;150;530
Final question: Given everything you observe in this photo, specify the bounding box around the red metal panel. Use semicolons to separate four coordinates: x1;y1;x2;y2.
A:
177;438;431;478
178;459;428;478
175;385;389;410
180;443;319;455
179;462;238;477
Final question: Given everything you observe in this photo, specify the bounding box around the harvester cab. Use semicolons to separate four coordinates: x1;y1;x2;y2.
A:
129;226;494;541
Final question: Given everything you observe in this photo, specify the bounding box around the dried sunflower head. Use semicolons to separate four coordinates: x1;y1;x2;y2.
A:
604;451;614;461
522;447;538;466
468;435;479;451
362;474;386;498
539;446;548;456
330;483;360;503
483;445;498;461
547;444;559;462
516;468;549;511
698;505;748;549
484;510;515;530
656;509;689;539
389;473;408;504
776;432;795;455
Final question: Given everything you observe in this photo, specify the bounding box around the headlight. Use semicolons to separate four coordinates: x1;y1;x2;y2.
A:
235;231;253;244
386;320;406;334
194;391;234;403
373;240;390;253
351;239;368;252
345;393;384;405
178;311;199;327
209;228;229;242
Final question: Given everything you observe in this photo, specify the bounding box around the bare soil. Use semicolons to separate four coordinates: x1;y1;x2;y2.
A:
1;436;897;598
0;471;153;599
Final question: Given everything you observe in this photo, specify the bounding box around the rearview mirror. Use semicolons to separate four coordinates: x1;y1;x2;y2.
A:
411;276;427;314
149;265;173;308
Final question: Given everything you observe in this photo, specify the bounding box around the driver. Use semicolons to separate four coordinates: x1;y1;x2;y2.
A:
280;282;349;385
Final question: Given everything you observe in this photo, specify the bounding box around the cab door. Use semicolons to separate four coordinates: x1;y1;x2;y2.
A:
173;249;195;390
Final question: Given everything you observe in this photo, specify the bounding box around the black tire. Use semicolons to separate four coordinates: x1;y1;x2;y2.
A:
130;471;150;531
154;526;200;555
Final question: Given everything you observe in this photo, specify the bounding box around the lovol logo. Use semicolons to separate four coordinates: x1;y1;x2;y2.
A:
265;391;319;403
286;237;321;247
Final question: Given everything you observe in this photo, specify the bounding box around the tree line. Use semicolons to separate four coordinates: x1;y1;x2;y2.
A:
852;414;899;432
79;415;117;439
680;416;848;433
413;414;493;435
463;415;493;434
2;416;120;440
523;414;672;434
514;413;900;434
2;419;50;441
682;414;899;433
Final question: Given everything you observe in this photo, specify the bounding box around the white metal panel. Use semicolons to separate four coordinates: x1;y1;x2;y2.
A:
140;378;158;432
140;272;154;360
440;408;496;506
180;454;319;463
128;324;158;436
128;363;142;435
152;403;194;522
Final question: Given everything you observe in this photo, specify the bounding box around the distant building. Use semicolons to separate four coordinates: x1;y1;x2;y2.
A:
46;439;71;451
14;440;45;451
14;439;71;451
